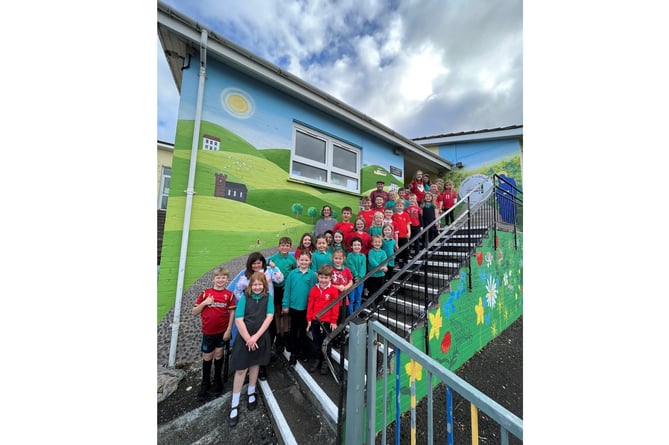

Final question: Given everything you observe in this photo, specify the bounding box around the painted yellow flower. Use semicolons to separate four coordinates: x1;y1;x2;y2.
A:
475;297;484;325
428;308;442;340
405;359;423;382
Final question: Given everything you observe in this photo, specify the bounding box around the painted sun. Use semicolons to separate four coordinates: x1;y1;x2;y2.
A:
221;87;255;119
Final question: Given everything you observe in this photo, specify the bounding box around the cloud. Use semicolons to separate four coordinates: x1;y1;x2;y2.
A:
157;0;522;142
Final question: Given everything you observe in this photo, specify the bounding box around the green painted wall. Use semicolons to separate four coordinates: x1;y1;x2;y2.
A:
371;229;523;432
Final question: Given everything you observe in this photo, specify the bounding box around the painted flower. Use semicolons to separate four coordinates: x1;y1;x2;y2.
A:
497;250;503;264
503;272;509;287
495;235;499;248
485;252;493;268
429;308;442;340
485;275;498;308
476;252;483;266
442;297;456;319
475;297;485;325
441;331;452;354
405;359;423;382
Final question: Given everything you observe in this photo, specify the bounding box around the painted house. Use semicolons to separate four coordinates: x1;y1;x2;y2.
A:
157;2;453;321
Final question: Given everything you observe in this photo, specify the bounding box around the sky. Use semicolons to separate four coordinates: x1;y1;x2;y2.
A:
157;0;523;144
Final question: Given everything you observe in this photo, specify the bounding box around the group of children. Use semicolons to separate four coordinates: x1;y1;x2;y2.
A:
192;178;459;426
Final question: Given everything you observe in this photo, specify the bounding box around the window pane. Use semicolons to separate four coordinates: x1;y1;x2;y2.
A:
292;161;327;183
333;144;357;173
331;172;358;190
296;131;326;163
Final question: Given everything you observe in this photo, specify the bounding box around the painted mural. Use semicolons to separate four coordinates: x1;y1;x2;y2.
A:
370;230;523;433
158;54;407;322
440;139;522;195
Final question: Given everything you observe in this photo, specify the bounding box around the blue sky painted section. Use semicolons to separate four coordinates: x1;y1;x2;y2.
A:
178;54;404;179
438;139;518;170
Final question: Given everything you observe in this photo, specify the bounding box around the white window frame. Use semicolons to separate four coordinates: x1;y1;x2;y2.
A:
290;123;361;193
158;166;171;210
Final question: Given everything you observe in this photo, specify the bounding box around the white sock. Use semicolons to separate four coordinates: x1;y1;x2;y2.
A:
231;392;240;408
247;385;256;396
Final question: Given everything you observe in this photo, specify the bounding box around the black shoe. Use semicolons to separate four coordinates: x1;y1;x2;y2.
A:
209;379;223;397
259;366;267;381
247;393;258;411
228;406;239;427
196;382;210;402
307;360;321;374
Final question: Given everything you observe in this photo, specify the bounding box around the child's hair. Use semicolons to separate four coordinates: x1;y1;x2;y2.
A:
381;224;394;237
341;206;353;213
371;234;383;244
332;249;346;260
297;232;315;252
373;211;384;223
315;235;328;248
395;199;405;208
422;191;434;203
244;252;266;278
324;230;334;243
333;229;345;241
278;236;292;246
317;264;333;276
351;236;363;247
213;266;230;278
245;271;269;297
297;250;312;260
354;217;367;230
444;180;454;187
408;193;417;200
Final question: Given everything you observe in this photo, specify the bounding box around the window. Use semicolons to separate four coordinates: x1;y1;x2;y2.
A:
202;136;220;151
290;124;360;193
158;166;171;210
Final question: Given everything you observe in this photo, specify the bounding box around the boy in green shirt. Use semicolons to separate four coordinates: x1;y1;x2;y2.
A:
268;237;297;353
282;251;318;366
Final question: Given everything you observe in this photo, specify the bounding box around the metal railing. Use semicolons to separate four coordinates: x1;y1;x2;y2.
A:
344;319;523;444
313;175;523;443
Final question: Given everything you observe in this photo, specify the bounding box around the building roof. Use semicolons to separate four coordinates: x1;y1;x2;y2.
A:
413;125;523;146
157;1;453;177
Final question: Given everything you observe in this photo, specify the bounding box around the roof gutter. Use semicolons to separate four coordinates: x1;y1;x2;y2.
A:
168;27;208;368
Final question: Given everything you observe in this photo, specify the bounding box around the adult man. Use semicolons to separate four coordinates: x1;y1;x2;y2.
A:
369;180;389;207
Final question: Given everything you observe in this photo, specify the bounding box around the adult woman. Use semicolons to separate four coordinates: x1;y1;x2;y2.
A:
314;205;337;237
409;170;426;204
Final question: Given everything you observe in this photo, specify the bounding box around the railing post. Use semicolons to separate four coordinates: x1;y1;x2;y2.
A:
467;195;473;291
423;230;430;355
345;319;367;445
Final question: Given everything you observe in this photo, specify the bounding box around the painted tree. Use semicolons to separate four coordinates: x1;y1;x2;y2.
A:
291;203;303;218
307;206;318;222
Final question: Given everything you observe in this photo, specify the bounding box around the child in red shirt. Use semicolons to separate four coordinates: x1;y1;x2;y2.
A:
306;265;340;375
346;217;372;254
356;196;375;229
406;193;423;253
332;206;355;241
392;199;412;264
192;267;236;401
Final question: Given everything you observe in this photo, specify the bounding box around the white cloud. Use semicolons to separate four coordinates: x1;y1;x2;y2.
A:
157;0;522;142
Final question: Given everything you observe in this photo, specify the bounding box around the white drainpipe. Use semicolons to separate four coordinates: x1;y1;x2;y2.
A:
168;29;208;367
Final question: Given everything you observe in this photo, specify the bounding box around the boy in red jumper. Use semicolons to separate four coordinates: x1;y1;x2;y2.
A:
192;267;236;401
306;265;340;375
